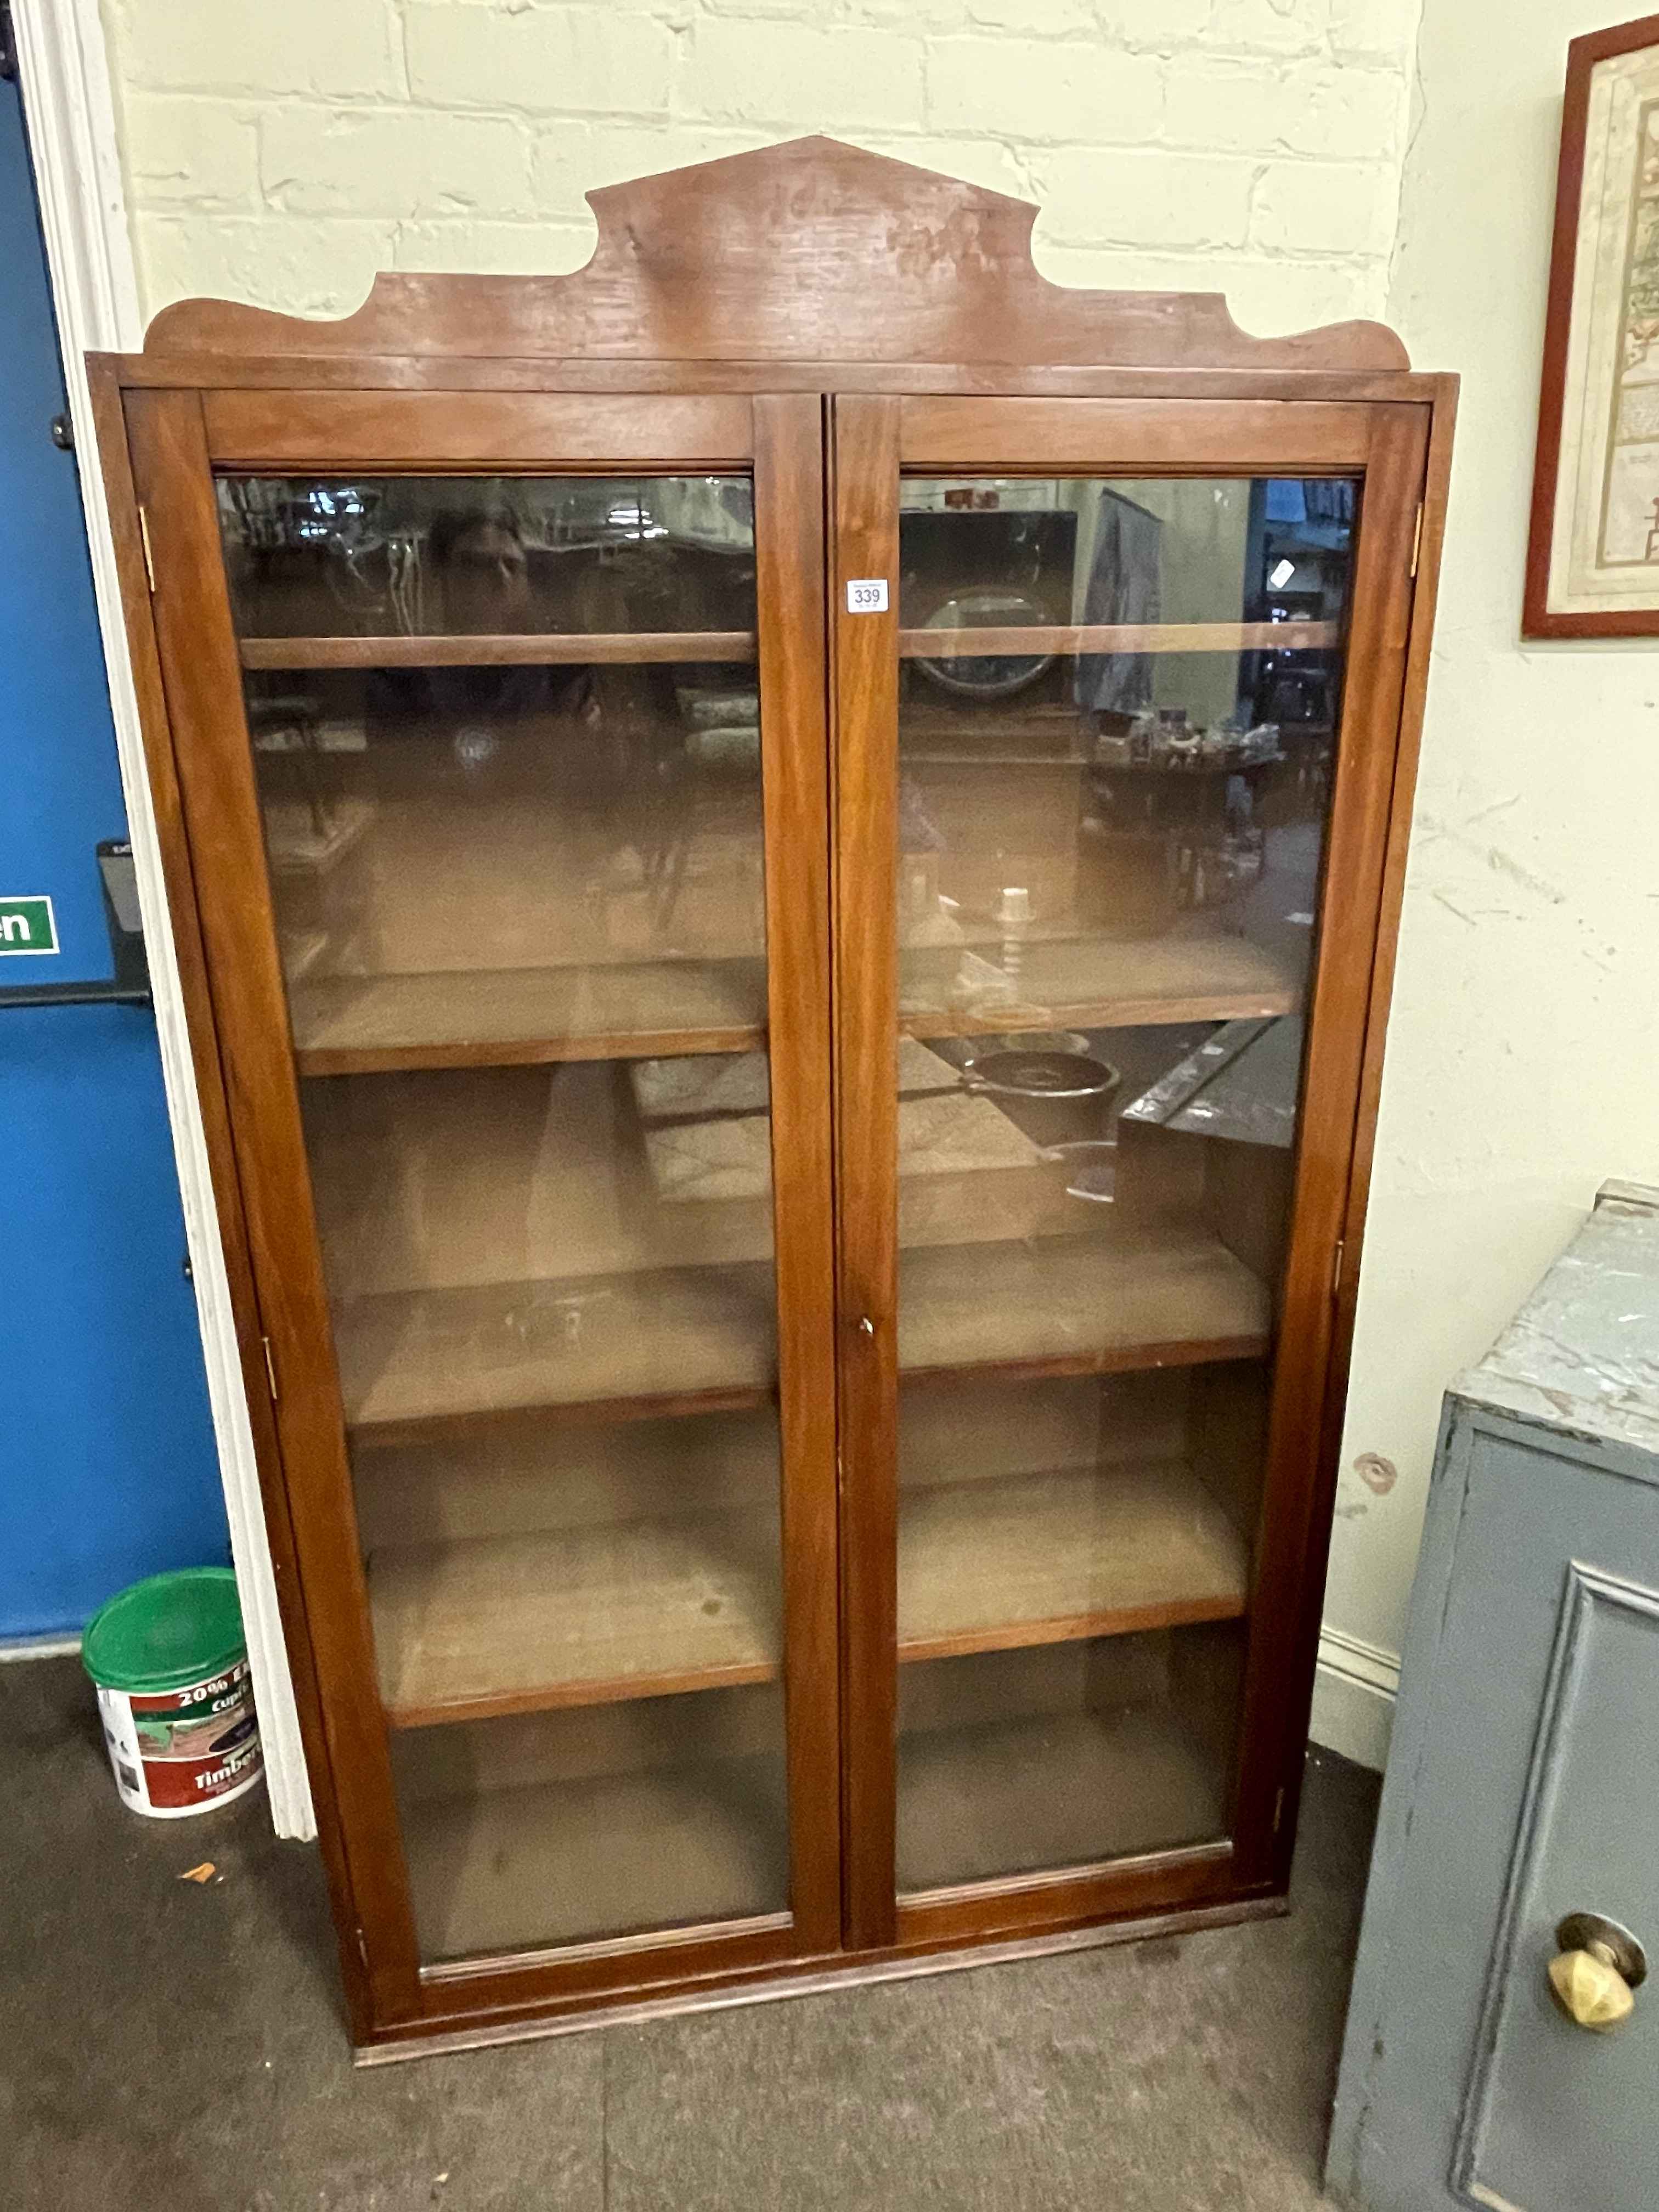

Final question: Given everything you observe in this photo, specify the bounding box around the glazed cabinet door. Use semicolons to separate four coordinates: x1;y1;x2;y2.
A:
126;388;838;2036
831;393;1429;1949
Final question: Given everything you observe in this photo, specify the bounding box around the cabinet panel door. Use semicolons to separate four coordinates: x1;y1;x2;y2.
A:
1332;1386;1659;2212
127;388;838;2033
1459;1559;1659;2212
831;394;1429;1948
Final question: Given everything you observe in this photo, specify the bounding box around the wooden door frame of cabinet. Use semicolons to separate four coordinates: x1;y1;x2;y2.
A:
1294;375;1459;1891
830;395;904;1950
123;386;419;2035
116;377;844;2039
751;394;842;1962
829;387;1441;1953
1230;402;1432;1889
89;138;1455;2053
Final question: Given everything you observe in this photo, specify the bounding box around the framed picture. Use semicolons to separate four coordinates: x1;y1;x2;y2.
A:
1527;12;1659;637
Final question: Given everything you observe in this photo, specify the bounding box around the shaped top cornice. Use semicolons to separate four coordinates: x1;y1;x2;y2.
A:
142;136;1408;374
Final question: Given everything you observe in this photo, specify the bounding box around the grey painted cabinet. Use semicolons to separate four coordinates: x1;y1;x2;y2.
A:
1328;1182;1659;2212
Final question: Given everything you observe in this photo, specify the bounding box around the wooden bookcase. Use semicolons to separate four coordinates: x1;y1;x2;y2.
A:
93;138;1455;2055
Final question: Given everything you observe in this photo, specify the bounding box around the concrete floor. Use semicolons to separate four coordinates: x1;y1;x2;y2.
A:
0;1655;1378;2211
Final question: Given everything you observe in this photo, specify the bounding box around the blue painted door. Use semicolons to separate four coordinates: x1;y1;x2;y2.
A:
0;69;224;1636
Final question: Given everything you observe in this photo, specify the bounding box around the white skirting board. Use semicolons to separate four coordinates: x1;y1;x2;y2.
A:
10;0;315;1841
0;1634;84;1664
1308;1625;1400;1773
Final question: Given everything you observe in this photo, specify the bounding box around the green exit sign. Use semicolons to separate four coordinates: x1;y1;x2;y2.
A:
0;896;58;956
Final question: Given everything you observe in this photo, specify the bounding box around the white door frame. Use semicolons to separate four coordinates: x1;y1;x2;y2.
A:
10;0;313;1838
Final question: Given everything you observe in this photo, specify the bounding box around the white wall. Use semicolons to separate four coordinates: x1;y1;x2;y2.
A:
98;0;1419;331
1317;0;1659;1764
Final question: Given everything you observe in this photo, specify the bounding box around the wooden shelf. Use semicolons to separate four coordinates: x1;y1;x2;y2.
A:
369;1454;1239;1729
290;934;1290;1073
901;932;1297;1039
337;1261;778;1441
337;1226;1265;1442
899;750;1280;772
242;620;1330;671
898;1230;1270;1385
401;1751;788;1959
240;629;757;670
899;619;1339;659
898;1703;1229;1894
898;1461;1249;1663
370;1510;781;1728
900;751;1090;769
290;958;768;1075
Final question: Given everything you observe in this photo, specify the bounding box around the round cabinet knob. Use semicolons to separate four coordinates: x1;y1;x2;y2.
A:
1548;1914;1648;2035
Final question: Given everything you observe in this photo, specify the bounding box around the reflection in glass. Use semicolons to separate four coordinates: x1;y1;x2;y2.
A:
391;1682;788;1957
898;1625;1245;1892
892;477;1352;1895
217;475;756;638
249;655;766;1066
219;476;789;1961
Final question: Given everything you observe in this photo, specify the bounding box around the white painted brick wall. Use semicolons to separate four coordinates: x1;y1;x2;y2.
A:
98;0;1423;336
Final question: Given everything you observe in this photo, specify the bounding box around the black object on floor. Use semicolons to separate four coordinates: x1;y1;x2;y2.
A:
0;1655;1378;2210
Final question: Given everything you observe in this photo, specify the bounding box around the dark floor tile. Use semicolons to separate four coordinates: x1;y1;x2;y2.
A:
602;1748;1378;2212
0;1658;603;2212
2;1655;1378;2212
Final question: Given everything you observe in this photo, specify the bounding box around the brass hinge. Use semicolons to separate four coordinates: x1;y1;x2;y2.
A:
1273;1786;1286;1835
1409;501;1424;579
261;1334;279;1403
138;505;157;593
1331;1237;1346;1301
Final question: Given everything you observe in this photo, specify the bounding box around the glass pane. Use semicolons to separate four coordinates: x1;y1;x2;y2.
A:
218;475;755;638
218;475;788;1961
893;475;1353;1893
898;1626;1245;1892
390;1683;787;1957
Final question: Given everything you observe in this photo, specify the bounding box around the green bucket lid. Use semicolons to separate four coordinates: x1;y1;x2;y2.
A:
82;1567;247;1695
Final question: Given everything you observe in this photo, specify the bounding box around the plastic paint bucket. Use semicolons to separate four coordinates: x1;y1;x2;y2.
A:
81;1567;263;1819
